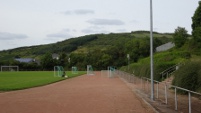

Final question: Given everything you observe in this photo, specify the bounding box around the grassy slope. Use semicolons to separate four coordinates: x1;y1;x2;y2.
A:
0;71;86;91
120;49;189;81
73;32;173;53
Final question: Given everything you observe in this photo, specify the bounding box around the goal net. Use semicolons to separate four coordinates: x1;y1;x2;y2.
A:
108;66;116;78
87;65;94;75
72;66;78;74
54;66;65;77
1;66;19;72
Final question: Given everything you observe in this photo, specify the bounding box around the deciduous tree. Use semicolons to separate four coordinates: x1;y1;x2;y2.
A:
192;1;201;44
173;27;188;48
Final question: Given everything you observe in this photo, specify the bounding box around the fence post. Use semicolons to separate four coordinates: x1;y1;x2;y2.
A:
189;92;191;113
133;75;135;84
141;78;143;89
147;79;149;93
165;84;168;104
166;72;168;79
175;88;178;111
157;82;159;99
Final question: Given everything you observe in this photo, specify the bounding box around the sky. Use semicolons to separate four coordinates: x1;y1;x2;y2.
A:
0;0;200;50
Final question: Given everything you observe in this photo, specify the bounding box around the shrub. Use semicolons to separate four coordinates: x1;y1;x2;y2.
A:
154;62;176;81
126;62;175;81
120;50;188;82
172;61;201;93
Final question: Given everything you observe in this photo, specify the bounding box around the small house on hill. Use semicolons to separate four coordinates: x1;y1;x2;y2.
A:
52;53;59;60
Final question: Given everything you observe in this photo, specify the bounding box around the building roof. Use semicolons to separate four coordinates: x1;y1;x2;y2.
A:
156;42;175;52
15;58;34;63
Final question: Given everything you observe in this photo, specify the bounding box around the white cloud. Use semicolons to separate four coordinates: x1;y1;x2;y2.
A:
81;29;95;34
62;28;71;32
63;9;95;15
87;19;125;25
82;29;109;34
81;26;109;34
47;33;71;38
0;32;28;40
63;11;72;15
74;9;94;15
116;29;127;32
46;29;74;40
47;32;73;39
0;0;198;50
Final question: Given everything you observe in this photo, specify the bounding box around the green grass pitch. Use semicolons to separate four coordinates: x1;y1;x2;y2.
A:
0;71;86;91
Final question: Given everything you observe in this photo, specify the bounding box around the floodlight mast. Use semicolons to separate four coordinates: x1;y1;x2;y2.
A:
150;0;154;101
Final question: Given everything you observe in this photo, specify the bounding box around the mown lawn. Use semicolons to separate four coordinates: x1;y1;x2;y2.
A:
0;71;86;91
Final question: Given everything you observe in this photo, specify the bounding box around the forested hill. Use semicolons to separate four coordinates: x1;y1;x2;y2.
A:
0;31;173;70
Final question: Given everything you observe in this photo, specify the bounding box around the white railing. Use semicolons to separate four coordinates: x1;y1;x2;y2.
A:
117;70;201;113
160;64;180;80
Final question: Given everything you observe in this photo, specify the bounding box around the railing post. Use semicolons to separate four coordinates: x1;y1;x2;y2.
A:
175;88;178;111
157;82;159;99
119;71;201;113
165;84;168;104
141;78;143;89
147;79;149;93
127;74;129;81
166;72;168;79
133;75;135;84
189;92;191;113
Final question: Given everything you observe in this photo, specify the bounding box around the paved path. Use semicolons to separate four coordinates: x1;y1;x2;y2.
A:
0;72;155;113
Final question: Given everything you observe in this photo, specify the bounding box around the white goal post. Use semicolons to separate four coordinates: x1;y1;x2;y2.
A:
108;66;116;78
1;66;19;72
72;66;78;74
87;65;94;75
54;66;66;77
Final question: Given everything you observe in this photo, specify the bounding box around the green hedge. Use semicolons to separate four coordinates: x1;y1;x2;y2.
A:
172;61;201;93
120;51;187;81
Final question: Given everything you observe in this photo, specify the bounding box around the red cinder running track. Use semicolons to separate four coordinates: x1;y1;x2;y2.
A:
0;72;155;113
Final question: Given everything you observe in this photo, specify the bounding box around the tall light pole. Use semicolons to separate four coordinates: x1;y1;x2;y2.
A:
150;0;154;101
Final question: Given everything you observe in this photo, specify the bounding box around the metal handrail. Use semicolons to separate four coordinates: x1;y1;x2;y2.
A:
117;70;201;113
142;76;201;96
160;64;178;75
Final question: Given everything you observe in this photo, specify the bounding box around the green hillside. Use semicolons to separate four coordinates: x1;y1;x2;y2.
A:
0;31;172;70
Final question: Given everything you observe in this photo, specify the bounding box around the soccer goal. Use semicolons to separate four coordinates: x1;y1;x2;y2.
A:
108;66;116;78
72;66;78;74
87;65;94;75
54;66;65;77
1;66;19;72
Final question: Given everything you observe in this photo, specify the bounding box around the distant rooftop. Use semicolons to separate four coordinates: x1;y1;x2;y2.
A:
52;53;59;60
156;42;175;52
15;58;34;63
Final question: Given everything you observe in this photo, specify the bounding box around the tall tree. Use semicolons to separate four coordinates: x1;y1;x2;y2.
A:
59;52;67;67
41;53;55;70
173;27;188;48
192;1;201;43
